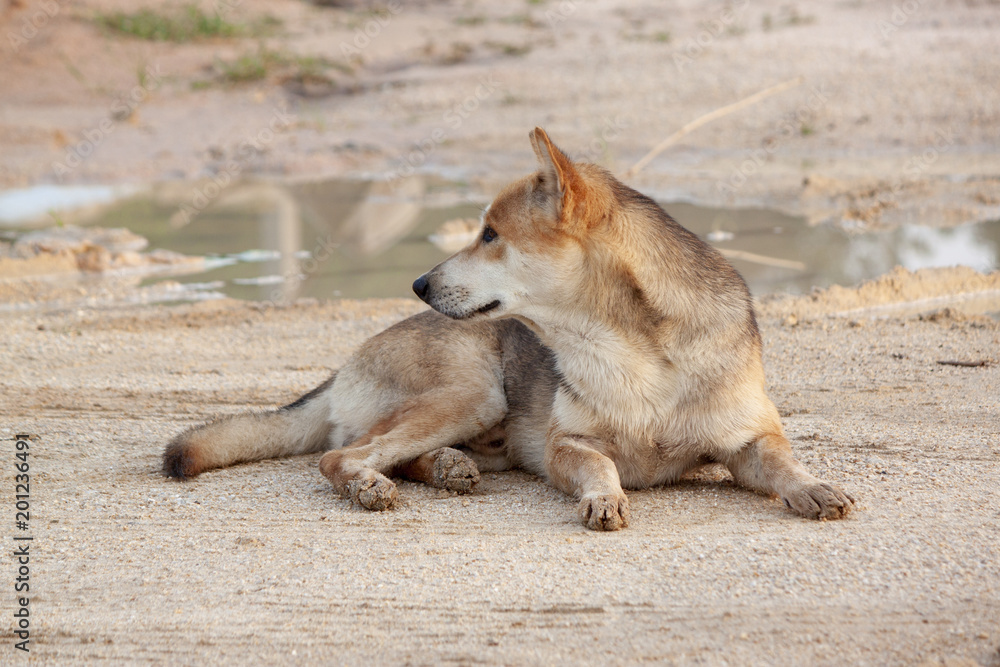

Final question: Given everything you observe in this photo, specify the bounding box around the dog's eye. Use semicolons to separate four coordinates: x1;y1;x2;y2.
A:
482;226;498;243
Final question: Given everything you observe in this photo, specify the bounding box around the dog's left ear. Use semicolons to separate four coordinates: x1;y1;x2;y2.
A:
529;127;587;228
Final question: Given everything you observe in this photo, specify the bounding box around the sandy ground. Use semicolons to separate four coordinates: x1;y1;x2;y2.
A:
0;285;999;665
2;0;1000;664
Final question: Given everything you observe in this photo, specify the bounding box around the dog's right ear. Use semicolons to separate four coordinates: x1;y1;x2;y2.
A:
529;127;586;227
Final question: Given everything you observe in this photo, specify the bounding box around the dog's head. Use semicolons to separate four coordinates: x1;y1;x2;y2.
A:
413;128;613;323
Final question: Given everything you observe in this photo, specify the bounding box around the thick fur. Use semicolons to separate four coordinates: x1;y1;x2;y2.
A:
165;311;556;505
164;128;854;530
163;375;336;479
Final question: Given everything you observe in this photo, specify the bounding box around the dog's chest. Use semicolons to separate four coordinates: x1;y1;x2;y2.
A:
546;319;734;476
549;324;681;434
553;382;709;486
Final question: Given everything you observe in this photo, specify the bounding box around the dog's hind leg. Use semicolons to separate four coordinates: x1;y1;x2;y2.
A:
544;434;630;531
319;389;506;510
391;421;516;491
392;448;481;493
722;432;855;520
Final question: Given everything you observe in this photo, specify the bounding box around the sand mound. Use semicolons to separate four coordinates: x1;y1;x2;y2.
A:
757;266;1000;320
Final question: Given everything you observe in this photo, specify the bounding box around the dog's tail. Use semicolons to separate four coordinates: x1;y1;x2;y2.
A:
163;373;337;479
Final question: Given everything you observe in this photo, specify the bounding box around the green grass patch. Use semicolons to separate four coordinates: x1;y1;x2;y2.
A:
215;46;286;83
212;46;352;86
95;4;279;42
453;15;486;26
484;41;532;57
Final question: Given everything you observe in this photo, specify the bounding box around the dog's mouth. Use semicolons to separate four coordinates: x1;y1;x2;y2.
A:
451;299;501;320
475;300;501;315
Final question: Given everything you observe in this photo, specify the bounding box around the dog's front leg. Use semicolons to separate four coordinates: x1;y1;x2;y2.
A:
722;432;855;520
544;434;630;531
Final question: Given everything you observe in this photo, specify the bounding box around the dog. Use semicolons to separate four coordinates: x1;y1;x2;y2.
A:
164;128;854;530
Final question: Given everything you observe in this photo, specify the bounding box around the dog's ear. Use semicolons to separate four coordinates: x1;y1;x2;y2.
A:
529;127;586;227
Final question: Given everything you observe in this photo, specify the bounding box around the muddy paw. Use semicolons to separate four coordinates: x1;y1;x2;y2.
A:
783;482;855;520
432;447;481;493
346;473;398;511
578;493;630;531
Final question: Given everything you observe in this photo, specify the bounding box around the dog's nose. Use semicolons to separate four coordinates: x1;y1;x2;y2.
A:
412;275;430;302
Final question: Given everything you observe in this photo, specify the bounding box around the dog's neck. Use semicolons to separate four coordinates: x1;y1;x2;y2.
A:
512;223;757;434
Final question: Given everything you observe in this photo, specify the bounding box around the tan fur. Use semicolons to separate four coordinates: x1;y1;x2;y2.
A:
163;128;853;529
415;127;853;528
164;311;554;510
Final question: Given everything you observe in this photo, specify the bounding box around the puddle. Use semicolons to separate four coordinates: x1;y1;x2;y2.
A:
2;179;998;303
0;184;140;225
667;202;1000;295
103;178;480;301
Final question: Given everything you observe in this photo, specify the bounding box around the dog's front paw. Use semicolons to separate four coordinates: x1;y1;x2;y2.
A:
579;493;630;531
431;447;480;493
346;472;398;511
782;482;855;520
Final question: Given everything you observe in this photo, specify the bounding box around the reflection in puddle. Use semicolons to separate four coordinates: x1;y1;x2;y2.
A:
2;179;998;302
667;203;1000;295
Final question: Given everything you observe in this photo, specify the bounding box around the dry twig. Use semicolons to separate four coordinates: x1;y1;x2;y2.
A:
623;76;805;178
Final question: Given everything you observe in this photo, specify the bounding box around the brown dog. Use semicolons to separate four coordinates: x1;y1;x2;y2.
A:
164;128;854;530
